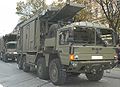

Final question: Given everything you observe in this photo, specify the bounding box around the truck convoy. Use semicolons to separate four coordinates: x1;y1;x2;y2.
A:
17;3;118;85
0;33;17;62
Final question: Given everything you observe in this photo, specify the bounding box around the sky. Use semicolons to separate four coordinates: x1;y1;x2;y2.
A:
0;0;57;37
0;0;20;36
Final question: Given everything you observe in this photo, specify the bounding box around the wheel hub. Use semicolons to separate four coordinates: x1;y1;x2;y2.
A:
50;63;58;82
38;64;42;74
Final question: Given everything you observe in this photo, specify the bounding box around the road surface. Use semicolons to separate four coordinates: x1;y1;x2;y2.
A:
0;60;120;87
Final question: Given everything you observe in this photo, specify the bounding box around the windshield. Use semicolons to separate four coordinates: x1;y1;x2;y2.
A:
7;43;17;49
73;27;95;44
59;26;115;46
96;29;114;46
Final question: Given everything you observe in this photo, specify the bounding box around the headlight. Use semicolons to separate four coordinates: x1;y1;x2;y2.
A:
74;55;79;60
13;52;17;54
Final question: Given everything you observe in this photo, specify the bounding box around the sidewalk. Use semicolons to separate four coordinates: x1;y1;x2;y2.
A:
104;67;120;79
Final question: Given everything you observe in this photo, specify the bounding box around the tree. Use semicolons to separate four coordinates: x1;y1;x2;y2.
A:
28;0;47;14
16;1;32;20
16;0;47;20
73;0;93;21
96;0;120;32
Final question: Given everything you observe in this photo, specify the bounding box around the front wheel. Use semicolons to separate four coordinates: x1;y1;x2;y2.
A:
23;56;30;72
49;59;66;85
3;55;8;62
85;70;104;81
37;58;49;80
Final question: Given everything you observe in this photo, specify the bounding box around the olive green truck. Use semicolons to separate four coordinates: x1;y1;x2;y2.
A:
17;3;118;85
0;33;17;62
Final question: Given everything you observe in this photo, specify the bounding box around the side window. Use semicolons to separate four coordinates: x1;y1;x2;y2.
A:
59;30;69;45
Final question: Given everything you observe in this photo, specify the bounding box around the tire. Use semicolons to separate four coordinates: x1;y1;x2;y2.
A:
0;52;3;60
85;70;104;81
0;53;2;60
4;55;8;62
49;59;66;85
23;56;30;72
37;58;49;80
18;56;23;70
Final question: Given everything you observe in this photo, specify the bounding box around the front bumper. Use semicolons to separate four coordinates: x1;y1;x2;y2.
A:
6;53;17;59
66;60;116;73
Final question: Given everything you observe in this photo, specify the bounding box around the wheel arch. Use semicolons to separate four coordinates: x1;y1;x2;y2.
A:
35;53;44;64
17;53;26;62
48;53;61;66
35;52;61;67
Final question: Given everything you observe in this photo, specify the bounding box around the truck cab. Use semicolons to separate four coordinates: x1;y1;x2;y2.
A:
57;21;116;70
44;22;117;85
0;33;17;62
3;41;17;62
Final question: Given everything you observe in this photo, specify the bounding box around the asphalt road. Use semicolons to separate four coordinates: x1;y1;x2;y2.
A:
0;60;120;87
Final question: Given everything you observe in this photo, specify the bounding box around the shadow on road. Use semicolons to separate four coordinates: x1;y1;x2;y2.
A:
36;74;107;87
60;76;103;87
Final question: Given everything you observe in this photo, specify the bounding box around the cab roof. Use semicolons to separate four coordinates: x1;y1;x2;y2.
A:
61;21;112;30
6;41;17;44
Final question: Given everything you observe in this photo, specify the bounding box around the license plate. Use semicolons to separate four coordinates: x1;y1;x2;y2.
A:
92;56;103;59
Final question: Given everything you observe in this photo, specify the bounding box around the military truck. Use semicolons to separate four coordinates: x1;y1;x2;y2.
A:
0;33;17;62
17;3;118;85
0;37;4;59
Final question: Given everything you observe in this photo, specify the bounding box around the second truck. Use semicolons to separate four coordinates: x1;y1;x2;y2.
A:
0;32;17;62
17;3;118;85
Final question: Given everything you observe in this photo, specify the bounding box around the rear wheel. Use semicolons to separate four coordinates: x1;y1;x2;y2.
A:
0;52;3;60
23;56;30;72
37;58;49;80
4;55;8;62
49;59;66;85
85;70;104;81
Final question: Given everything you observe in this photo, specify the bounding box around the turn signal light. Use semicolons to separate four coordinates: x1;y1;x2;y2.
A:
70;54;74;61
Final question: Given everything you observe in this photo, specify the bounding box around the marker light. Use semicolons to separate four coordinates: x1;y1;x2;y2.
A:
13;52;17;54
